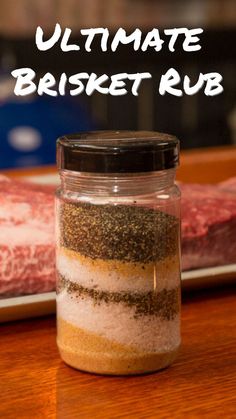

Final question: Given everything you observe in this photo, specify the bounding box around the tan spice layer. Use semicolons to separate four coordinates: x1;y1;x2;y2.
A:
57;317;179;375
58;247;180;292
57;275;180;320
59;201;179;263
59;246;162;278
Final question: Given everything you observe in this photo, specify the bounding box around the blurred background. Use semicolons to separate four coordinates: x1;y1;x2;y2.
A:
0;0;235;169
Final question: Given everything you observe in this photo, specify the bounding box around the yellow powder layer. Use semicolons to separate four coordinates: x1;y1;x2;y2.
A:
59;246;180;280
57;317;179;376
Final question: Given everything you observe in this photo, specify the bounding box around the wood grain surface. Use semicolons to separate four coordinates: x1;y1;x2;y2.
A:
178;146;236;183
1;287;236;418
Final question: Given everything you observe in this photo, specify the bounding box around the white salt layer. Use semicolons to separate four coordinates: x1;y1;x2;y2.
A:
57;290;180;353
57;249;180;293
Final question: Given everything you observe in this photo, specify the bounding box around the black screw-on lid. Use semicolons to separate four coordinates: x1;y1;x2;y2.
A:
57;130;179;173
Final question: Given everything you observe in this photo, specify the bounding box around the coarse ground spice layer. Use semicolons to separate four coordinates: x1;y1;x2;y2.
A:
59;201;179;263
57;274;180;320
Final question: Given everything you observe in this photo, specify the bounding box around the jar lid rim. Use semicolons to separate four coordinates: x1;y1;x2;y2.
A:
57;130;180;173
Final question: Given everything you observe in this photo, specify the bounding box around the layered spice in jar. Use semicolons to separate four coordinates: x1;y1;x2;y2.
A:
56;130;181;375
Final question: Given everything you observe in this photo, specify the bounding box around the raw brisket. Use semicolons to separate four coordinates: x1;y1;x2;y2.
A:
181;178;236;270
0;176;55;297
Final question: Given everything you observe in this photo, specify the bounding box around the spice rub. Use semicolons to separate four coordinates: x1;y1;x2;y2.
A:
57;317;180;375
60;201;179;262
57;274;180;320
57;247;180;292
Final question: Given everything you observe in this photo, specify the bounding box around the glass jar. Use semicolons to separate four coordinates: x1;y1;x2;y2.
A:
56;131;181;375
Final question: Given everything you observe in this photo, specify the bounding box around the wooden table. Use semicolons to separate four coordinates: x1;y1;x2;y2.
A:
1;146;236;418
1;287;236;418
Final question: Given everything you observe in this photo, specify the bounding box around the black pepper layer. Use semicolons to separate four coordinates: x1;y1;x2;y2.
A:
57;274;180;320
60;202;179;263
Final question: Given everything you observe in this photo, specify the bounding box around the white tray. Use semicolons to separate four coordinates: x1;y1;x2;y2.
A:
181;263;236;290
0;292;56;322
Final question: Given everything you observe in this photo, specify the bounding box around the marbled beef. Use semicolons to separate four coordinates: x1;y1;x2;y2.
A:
0;176;55;297
181;178;236;270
